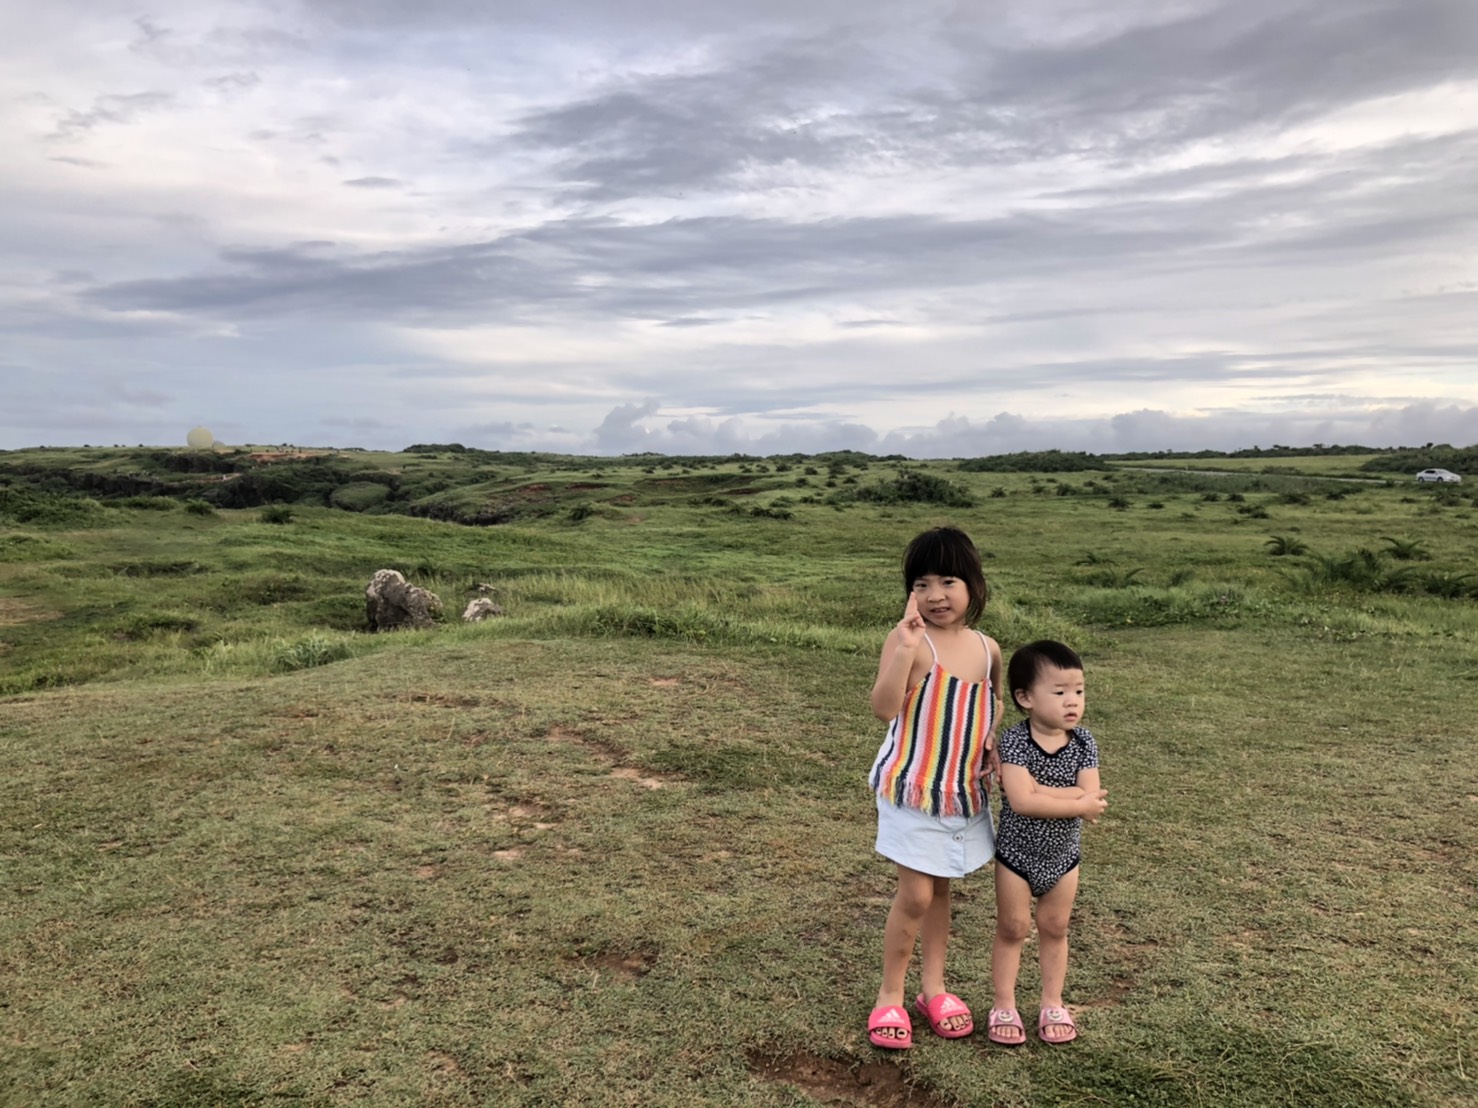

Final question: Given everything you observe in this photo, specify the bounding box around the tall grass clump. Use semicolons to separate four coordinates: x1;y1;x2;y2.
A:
1069;582;1260;627
1291;549;1418;594
270;633;355;672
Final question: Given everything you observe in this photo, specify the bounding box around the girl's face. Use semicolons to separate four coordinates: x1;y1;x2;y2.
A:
911;574;972;629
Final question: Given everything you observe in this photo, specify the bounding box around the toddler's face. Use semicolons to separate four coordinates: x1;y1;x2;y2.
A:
1017;665;1085;733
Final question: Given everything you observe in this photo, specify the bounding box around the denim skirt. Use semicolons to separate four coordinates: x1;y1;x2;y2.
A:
874;795;996;878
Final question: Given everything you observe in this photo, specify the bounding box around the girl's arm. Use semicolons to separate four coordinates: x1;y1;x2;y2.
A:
1000;764;1107;819
980;636;1005;789
870;596;927;721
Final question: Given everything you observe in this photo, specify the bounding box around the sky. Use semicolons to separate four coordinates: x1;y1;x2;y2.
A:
3;0;1476;457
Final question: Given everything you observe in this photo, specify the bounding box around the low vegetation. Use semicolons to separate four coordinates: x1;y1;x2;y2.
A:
1;445;1475;1106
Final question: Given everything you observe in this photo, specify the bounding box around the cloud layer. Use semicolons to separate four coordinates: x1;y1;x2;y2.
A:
3;0;1476;454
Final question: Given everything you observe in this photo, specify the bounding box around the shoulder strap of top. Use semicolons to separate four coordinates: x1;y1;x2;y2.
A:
920;632;939;665
975;631;991;681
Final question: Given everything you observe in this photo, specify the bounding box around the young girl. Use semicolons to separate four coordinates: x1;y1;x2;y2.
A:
987;640;1108;1046
866;526;1003;1049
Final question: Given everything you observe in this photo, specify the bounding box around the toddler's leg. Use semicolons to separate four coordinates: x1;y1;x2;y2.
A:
989;866;1032;1044
1035;867;1080;1041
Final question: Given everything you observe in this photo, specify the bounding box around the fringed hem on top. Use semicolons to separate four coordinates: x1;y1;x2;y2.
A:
876;774;983;820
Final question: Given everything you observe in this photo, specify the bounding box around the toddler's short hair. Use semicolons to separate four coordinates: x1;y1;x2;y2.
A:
1007;640;1085;711
902;526;989;626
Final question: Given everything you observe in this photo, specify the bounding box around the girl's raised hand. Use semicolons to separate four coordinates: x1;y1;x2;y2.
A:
896;593;926;648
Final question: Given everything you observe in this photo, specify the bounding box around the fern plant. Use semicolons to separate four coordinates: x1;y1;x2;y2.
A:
1264;535;1309;556
1382;536;1431;561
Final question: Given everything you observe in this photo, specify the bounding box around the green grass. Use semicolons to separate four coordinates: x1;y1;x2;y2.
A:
2;448;1477;1106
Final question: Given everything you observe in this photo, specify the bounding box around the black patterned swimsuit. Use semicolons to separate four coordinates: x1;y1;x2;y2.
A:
995;721;1100;896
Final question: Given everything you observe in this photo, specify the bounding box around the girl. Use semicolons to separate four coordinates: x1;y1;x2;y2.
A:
866;526;1003;1049
987;640;1108;1046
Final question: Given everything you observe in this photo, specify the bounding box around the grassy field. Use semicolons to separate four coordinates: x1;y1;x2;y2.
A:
2;450;1477;1106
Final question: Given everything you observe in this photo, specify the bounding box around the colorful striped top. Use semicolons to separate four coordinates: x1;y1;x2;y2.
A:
869;632;994;818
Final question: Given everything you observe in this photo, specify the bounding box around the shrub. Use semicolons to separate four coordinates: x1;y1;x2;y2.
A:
958;450;1108;473
119;495;179;510
260;505;294;524
1264;535;1309;556
330;482;392;512
0;488;108;526
183;499;215;516
846;470;974;508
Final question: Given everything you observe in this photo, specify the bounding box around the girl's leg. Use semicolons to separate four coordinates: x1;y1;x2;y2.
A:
990;865;1033;1043
875;865;935;1040
1035;866;1080;1040
917;876;952;996
917;876;969;1032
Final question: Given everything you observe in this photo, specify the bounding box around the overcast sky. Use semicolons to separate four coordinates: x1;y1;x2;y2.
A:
3;0;1476;456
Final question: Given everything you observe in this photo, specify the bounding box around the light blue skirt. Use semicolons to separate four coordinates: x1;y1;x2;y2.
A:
874;795;996;878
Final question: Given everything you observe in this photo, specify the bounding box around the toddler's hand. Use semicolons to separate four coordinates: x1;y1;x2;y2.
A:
1079;788;1108;822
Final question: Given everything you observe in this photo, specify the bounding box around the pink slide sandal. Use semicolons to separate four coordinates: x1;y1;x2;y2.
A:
914;992;974;1039
867;1004;913;1050
1038;1006;1078;1045
987;1007;1026;1045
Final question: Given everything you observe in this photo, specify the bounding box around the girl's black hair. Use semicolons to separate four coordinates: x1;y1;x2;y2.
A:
902;526;989;626
1007;640;1085;711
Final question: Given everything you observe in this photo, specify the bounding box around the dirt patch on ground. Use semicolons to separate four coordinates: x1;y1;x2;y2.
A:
0;598;61;626
566;948;659;982
542;726;676;789
748;1051;946;1107
393;692;482;708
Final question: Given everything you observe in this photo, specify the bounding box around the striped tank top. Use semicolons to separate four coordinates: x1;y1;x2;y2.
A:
869;632;994;818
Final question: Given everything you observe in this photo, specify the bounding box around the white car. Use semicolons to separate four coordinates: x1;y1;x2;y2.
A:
1415;468;1462;484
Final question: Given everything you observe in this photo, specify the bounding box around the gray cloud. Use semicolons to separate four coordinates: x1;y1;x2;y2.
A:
50;92;175;140
3;0;1475;453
